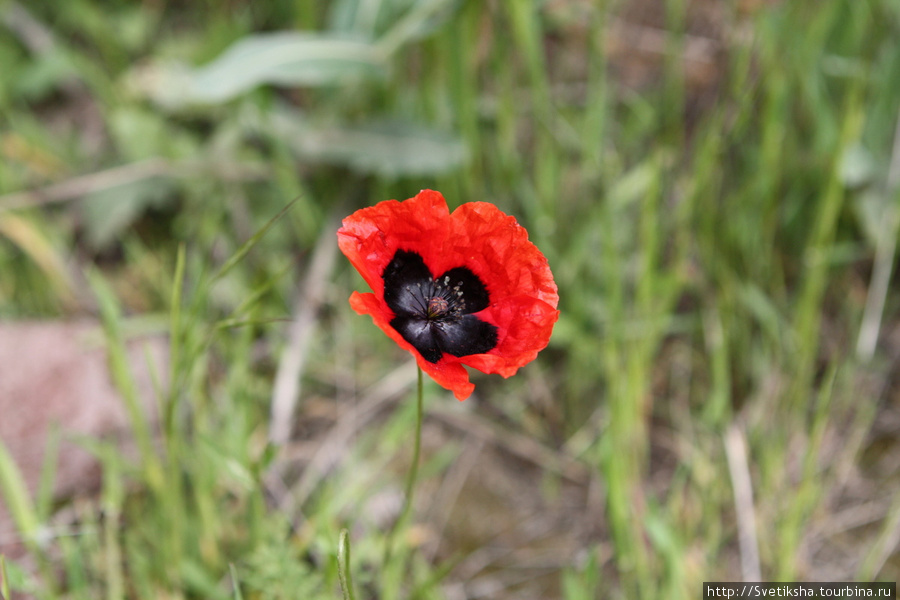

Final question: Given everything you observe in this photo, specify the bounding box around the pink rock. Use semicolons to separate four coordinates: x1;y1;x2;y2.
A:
0;320;166;555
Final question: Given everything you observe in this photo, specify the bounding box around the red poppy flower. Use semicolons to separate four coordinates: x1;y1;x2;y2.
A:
337;189;559;400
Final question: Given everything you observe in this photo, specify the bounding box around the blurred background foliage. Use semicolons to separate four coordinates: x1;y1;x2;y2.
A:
1;0;900;598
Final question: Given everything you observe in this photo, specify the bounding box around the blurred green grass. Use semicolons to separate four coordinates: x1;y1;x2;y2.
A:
1;0;900;598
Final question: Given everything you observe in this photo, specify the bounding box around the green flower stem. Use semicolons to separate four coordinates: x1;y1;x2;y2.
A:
337;529;357;600
383;366;424;565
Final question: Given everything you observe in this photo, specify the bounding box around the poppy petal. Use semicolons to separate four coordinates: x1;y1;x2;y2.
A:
430;314;498;359
436;266;491;314
337;191;450;298
463;295;559;377
382;250;434;316
338;190;558;401
348;291;477;400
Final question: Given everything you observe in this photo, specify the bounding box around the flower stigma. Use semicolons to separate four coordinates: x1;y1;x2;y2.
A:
427;295;450;319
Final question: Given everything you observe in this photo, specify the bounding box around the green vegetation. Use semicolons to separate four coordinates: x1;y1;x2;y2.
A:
1;0;899;598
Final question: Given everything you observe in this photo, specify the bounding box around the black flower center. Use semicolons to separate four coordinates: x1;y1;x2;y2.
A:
382;250;498;363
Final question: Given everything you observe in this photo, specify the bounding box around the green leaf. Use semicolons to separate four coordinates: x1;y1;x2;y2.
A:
133;32;386;107
275;111;467;176
80;175;175;250
839;143;877;188
329;0;461;47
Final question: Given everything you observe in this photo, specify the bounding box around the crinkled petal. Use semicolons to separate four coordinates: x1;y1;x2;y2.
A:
349;291;476;400
462;296;559;377
338;190;558;401
337;190;450;297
